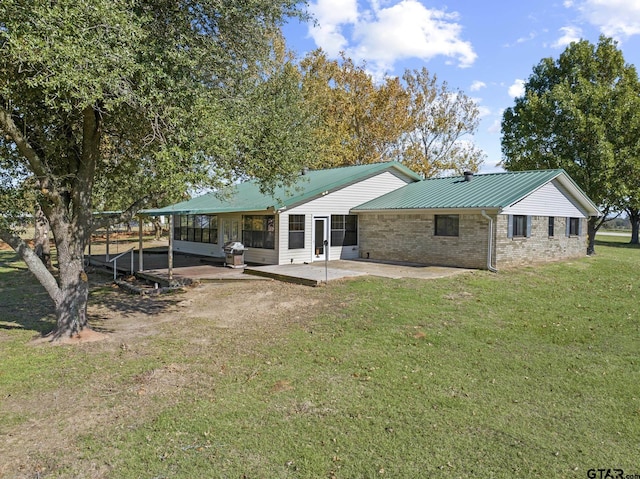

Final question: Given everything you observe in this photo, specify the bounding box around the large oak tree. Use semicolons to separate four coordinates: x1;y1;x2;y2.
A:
0;0;311;339
501;36;640;254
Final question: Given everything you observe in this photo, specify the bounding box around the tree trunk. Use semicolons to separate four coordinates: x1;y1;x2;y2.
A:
587;217;598;255
42;104;102;339
152;217;163;240
6;214;91;339
628;208;639;245
53;255;89;339
34;205;52;269
47;210;90;339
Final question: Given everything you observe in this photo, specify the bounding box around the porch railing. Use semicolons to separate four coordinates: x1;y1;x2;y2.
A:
108;247;135;281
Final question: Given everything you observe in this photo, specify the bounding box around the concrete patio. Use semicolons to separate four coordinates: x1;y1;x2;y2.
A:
87;248;473;287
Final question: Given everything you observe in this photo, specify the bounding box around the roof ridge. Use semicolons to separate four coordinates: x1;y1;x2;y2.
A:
422;168;564;181
305;160;400;173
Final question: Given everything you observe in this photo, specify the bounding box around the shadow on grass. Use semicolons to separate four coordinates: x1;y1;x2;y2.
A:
87;274;179;334
0;250;56;335
595;239;640;249
0;250;177;336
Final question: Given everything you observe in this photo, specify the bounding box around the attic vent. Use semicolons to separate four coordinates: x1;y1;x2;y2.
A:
463;171;473;182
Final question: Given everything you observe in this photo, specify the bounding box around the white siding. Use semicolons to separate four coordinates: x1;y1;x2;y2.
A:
278;170;414;264
173;240;223;257
502;180;588;218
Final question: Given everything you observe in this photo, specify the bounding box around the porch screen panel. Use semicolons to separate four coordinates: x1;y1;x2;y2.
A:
173;214;218;244
180;215;188;240
242;215;275;249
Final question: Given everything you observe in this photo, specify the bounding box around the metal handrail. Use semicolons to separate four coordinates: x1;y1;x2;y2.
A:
108;247;135;281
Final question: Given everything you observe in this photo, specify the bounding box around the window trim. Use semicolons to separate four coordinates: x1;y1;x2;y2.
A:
508;214;531;238
288;214;305;250
567;217;581;236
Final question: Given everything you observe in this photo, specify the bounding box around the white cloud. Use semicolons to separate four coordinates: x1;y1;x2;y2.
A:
508;79;525;98
552;25;583;48
470;81;486;91
570;0;640;38
477;104;491;118
307;0;477;74
308;0;359;55
517;32;537;44
487;118;501;134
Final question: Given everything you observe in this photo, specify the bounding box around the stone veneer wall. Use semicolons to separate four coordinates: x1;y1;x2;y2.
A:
494;215;587;267
357;213;491;269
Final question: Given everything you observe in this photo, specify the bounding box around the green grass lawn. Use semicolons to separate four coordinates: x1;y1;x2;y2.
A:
1;239;639;478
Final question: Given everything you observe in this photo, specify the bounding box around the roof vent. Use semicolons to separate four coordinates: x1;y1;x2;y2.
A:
463;171;473;182
301;167;309;176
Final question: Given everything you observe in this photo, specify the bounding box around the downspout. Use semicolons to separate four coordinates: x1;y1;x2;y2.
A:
481;210;498;273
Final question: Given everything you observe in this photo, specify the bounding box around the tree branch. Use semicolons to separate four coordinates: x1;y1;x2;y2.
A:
0;104;62;206
91;192;168;231
0;228;61;305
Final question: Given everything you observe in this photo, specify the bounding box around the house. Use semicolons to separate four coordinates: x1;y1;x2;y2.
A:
145;165;600;270
352;169;600;270
143;162;421;265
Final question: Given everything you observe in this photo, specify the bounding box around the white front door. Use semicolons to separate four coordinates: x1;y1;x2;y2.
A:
313;217;328;261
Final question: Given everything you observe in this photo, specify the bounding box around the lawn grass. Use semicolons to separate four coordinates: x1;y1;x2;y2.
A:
1;239;639;478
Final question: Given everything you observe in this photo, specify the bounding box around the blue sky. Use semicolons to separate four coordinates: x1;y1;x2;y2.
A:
283;0;640;172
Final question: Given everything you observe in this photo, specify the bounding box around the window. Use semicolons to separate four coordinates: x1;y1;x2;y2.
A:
435;215;459;236
548;217;555;237
508;215;531;238
568;217;581;236
331;215;358;246
512;215;527;237
288;215;305;249
242;215;275;249
173;215;218;244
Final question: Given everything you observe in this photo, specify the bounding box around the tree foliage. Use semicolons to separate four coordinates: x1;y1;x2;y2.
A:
0;0;311;339
300;50;411;168
299;50;483;175
401;68;484;177
501;36;640;253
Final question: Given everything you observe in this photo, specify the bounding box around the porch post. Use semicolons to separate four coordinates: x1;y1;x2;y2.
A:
138;216;144;272
168;214;173;282
105;223;110;262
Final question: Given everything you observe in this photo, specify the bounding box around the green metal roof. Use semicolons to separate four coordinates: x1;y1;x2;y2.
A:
353;169;599;214
142;162;421;215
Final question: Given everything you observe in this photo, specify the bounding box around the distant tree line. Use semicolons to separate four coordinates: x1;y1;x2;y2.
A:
602;217;632;230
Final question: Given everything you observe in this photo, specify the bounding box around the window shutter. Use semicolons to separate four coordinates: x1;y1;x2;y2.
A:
507;215;513;238
565;217;570;237
526;216;532;237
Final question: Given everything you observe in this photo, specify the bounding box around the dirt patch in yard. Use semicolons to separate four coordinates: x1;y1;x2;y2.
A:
0;278;325;478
